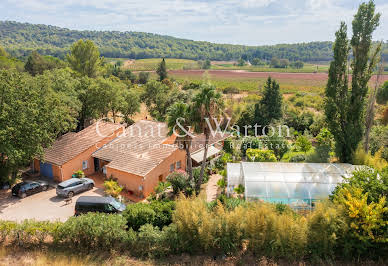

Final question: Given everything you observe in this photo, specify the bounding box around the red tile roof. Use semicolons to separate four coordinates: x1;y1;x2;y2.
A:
43;122;122;165
93;120;178;177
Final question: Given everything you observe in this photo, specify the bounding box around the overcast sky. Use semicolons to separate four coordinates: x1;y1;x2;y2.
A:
1;0;387;45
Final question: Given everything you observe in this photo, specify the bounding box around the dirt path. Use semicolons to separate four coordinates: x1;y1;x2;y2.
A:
206;174;222;202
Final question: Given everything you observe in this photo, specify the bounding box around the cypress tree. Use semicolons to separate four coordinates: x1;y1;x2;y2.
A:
325;1;380;163
156;58;168;81
254;77;283;128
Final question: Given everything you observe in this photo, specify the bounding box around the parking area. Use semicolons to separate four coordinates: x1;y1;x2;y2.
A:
0;186;105;222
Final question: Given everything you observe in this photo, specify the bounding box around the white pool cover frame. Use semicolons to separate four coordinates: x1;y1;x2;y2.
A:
227;162;360;208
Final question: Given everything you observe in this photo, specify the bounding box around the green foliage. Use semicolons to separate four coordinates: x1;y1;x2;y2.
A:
325;1;381;163
0;70;77;182
104;179;123;198
0;21;354;62
142;80;188;121
263;133;289;160
307;202;348;260
234;184;245;195
306;128;334;163
295;135;312;153
289;153;306;162
246;148;277;162
284;110;314;133
291;60;304;69
73;170;85;178
53;213;129;249
123;201;175;231
254;77;283;127
123;204;156;231
67;39;102;77
240;136;261;156
166;171;193;196
223;137;234;154
369;125;388;156
353;146;388;170
201;59;211;69
138;71;150;84
29;52;66;75
332;186;388;257
156;58;168;81
377;81;388;105
250;58;265;66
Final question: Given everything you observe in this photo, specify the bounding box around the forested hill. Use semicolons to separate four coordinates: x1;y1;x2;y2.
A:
0;21;386;62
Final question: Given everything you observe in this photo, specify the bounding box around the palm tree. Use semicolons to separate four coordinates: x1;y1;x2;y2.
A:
192;83;224;191
167;102;194;180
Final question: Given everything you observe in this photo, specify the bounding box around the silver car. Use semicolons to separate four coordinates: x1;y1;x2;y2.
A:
56;178;94;198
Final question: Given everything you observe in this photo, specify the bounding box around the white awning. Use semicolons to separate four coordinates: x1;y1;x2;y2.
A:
191;146;221;163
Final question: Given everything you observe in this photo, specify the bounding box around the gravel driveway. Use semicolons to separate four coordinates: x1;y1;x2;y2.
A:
0;186;105;222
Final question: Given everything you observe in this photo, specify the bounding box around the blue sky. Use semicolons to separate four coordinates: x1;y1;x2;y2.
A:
1;0;387;45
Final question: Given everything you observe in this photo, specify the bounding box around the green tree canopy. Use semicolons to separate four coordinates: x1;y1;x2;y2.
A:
325;1;381;163
0;70;78;182
156;58;168;81
67;39;102;78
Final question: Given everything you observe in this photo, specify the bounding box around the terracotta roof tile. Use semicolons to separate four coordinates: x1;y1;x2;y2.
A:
43;122;122;165
93;120;178;177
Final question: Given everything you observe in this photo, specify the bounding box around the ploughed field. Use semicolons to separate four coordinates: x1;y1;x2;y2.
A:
169;70;388;93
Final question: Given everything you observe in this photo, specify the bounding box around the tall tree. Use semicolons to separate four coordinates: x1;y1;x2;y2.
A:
156;58;168;81
24;51;47;76
254;77;283;130
121;89;140;125
325;1;380;163
192;83;224;191
67;39;102;78
167;102;194;181
0;70;77;183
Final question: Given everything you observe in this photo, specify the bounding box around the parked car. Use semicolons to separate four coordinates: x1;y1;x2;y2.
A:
75;196;126;215
11;180;49;198
56;177;94;198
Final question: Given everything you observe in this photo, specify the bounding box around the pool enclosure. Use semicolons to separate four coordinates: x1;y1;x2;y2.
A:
227;162;360;209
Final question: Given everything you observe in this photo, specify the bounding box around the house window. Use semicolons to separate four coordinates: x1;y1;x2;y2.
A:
82;160;88;170
170;163;175;172
176;161;181;169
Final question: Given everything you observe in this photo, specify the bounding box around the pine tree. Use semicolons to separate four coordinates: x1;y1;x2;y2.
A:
156;58;168;81
254;77;282;128
325;1;380;163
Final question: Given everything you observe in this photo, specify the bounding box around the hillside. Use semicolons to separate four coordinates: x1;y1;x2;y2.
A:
0;21;336;62
1;21;387;62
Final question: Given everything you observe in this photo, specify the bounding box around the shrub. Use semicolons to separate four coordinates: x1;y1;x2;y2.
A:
53;213;128;249
103;179;123;198
148;200;175;229
376;81;388;104
123;203;156;231
246;148;277;162
307;202;348;260
295;135;312;153
332;186;388;257
263;133;289;160
240;137;261;156
223;137;234;154
173;196;245;254
72;170;85;178
244;202;307;260
353;146;388;170
289;154;306;162
166;171;193;195
222;86;239;94
192;167;209;185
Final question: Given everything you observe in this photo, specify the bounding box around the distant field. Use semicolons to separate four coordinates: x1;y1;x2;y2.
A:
115;58;200;71
169;70;388;94
211;62;330;73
